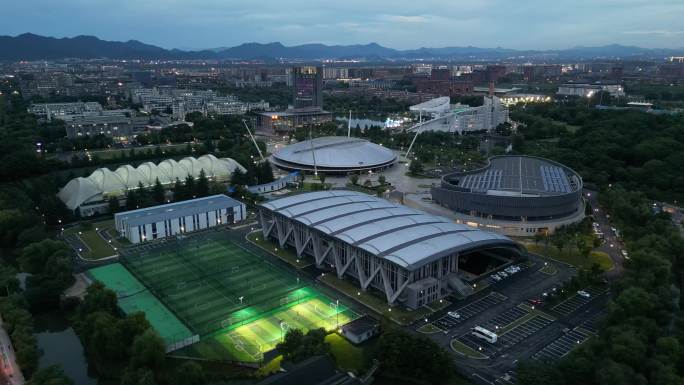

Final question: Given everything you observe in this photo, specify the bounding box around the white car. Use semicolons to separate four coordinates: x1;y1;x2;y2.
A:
492;274;502;281
447;311;461;319
499;271;508;278
577;290;591;298
621;250;629;258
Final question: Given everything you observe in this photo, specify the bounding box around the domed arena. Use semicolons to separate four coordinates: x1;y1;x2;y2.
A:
271;136;396;174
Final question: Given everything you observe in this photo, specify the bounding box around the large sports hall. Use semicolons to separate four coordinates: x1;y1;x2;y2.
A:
258;191;525;309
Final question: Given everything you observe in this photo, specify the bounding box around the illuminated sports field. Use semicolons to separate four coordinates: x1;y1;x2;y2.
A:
178;291;357;363
114;234;358;363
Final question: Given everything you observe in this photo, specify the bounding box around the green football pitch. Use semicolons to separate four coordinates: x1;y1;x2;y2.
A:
104;235;361;363
121;238;307;335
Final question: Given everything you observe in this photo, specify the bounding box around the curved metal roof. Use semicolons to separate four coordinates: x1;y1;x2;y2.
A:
271;136;396;171
260;191;523;270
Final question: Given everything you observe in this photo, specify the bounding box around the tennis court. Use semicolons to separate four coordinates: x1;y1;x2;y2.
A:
89;264;194;346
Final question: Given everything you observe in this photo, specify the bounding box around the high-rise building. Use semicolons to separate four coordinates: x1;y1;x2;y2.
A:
291;66;323;110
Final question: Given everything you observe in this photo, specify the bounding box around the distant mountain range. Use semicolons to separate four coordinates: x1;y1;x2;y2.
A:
2;33;684;61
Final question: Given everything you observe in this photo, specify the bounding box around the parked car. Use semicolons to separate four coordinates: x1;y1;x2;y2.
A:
447;311;461;319
577;290;591;298
528;298;543;306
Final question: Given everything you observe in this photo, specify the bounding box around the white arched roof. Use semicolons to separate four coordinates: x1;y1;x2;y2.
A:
136;162;158;185
57;177;102;210
158;159;191;183
88;168;126;194
115;165;146;189
179;157;202;177
57;156;246;210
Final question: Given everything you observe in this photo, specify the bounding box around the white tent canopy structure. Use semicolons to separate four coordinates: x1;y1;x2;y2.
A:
58;155;246;213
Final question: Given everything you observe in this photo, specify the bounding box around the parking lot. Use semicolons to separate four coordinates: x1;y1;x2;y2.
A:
532;327;594;362
433;292;508;331
580;311;605;334
551;287;605;316
456;313;555;358
64;234;89;254
495;371;517;385
483;263;530;286
482;306;528;331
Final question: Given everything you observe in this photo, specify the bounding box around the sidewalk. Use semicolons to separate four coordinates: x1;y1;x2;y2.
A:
0;316;25;385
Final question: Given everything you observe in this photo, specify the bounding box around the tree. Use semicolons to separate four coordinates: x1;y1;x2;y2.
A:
125;189;138;210
377;328;453;384
19;239;70;275
184;175;196;199
26;365;74;385
121;367;156;385
257;160;275;184
349;174;359;186
196;170;209;197
173;361;206;385
129;329;166;370
108;196;121;213
173;177;184;201
276;328;329;363
0;263;19;295
231;168;249;187
408;160;424;176
152;177;165;204
80;281;118;316
318;172;326;185
378;175;387;186
363;179;372;188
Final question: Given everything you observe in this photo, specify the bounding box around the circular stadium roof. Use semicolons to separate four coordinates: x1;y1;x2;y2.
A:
271;136;397;173
431;155;583;221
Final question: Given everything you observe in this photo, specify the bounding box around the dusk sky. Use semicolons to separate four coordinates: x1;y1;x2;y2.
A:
5;0;684;50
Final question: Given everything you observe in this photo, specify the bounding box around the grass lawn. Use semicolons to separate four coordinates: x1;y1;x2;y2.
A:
64;219;123;259
325;333;370;374
525;243;613;270
246;231;312;269
417;323;444;334
450;338;487;359
86;144;191;160
319;274;435;326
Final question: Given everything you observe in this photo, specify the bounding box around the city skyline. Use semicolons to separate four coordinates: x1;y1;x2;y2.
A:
4;0;684;51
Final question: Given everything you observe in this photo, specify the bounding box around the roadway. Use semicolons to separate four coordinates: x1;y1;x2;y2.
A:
0;316;25;385
583;189;625;279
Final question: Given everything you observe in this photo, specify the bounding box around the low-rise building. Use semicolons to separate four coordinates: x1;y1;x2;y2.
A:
115;194;246;244
557;83;625;98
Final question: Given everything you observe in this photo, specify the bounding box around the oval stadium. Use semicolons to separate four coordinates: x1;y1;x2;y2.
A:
430;155;585;237
271;136;397;174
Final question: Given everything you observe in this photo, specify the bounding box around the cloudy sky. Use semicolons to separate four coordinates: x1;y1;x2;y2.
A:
4;0;684;50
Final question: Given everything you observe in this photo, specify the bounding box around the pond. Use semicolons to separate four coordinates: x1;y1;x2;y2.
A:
34;312;98;385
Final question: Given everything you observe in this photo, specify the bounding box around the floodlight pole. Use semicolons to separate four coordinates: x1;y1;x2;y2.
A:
242;119;264;161
347;110;352;137
405;110;423;166
309;128;318;176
